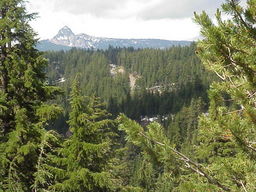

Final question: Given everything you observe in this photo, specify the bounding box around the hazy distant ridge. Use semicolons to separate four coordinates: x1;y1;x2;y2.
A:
37;26;191;51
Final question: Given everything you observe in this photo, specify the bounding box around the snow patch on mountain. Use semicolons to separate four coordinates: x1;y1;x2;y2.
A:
50;26;98;49
47;26;192;50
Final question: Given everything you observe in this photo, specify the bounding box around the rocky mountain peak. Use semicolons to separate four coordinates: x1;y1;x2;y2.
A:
43;26;191;51
54;26;74;39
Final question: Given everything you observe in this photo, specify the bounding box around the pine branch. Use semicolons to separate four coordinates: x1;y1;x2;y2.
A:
229;0;252;31
240;180;248;192
214;71;226;81
223;109;244;115
138;131;231;191
246;143;256;153
231;130;256;153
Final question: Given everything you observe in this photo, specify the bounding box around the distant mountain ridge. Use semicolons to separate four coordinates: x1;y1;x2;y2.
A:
37;26;192;51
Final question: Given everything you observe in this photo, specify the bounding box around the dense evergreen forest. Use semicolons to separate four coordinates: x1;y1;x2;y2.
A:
44;45;215;133
1;0;256;191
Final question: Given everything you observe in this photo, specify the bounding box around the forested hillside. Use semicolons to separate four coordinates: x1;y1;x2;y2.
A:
1;0;256;191
45;45;215;133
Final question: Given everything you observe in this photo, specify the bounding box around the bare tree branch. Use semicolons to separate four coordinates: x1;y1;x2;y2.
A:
240;181;248;192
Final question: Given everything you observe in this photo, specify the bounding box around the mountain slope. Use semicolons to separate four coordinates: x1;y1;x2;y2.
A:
38;26;192;51
36;40;72;51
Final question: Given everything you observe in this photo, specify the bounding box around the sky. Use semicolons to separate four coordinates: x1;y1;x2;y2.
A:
25;0;243;41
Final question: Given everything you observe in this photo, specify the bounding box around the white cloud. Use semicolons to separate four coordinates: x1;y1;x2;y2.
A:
52;0;224;19
139;0;224;19
26;0;237;41
53;0;151;18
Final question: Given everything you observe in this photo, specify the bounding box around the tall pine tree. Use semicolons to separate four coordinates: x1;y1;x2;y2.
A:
0;0;62;191
51;78;114;192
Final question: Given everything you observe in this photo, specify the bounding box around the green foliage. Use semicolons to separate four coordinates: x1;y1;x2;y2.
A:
192;0;256;190
167;98;206;149
51;78;115;192
45;44;214;129
118;114;182;191
0;1;62;191
117;1;256;190
118;0;256;191
4;0;255;191
32;130;62;192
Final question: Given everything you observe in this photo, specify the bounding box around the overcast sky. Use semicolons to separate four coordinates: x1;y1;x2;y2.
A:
26;0;243;41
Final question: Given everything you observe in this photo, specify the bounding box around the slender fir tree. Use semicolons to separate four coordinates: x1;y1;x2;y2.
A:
0;0;62;191
51;77;114;192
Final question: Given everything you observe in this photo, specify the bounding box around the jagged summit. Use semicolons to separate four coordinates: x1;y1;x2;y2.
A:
38;26;192;51
51;26;95;48
62;25;72;31
55;26;74;38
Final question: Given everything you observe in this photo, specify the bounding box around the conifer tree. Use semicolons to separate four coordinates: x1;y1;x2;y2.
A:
0;0;62;191
193;0;256;190
51;78;114;192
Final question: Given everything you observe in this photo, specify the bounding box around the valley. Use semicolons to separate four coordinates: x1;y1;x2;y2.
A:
45;44;214;134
